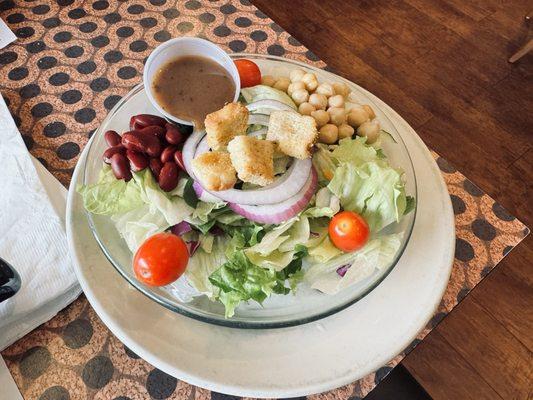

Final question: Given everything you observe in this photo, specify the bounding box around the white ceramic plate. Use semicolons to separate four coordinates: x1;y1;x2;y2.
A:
66;56;454;398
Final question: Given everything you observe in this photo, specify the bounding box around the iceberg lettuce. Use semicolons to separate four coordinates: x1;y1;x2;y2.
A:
240;85;296;110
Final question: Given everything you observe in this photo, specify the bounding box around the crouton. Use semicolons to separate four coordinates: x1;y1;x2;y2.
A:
266;110;318;159
227;136;275;186
205;102;249;150
192;151;237;191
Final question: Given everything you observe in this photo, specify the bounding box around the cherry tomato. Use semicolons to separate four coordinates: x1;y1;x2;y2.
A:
133;232;189;286
234;59;261;88
329;211;370;252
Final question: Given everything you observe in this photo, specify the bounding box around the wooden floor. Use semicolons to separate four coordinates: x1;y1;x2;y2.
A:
251;0;533;398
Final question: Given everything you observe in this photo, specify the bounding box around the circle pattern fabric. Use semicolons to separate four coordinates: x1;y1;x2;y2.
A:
0;1;529;400
0;0;323;186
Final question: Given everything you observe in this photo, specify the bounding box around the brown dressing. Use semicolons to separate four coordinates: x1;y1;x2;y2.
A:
152;55;235;128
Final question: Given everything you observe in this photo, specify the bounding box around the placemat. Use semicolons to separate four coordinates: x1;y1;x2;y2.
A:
0;1;529;399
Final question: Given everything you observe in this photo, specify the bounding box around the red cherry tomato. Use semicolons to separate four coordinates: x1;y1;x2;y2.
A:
133;232;189;286
234;59;261;88
329;211;370;252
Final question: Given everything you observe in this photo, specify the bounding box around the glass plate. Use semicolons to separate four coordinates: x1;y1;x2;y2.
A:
82;54;417;328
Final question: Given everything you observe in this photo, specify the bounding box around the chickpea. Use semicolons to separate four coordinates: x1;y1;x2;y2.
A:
357;120;381;144
328;94;345;108
291;88;309;105
287;81;306;96
298;102;316;116
347;105;370;127
311;109;330;127
319;124;339;144
301;72;318;91
362;104;376;119
328;107;346;126
338;124;355;139
333;82;350;97
261;75;276;87
309;93;328;110
273;77;290;92
316;83;334;97
290;69;306;82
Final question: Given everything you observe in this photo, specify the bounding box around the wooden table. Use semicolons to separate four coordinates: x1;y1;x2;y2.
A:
251;0;533;398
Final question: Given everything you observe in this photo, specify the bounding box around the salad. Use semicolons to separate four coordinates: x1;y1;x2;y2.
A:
78;59;414;317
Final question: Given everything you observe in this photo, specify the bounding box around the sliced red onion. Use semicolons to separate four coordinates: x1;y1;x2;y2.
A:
204;158;312;205
182;130;206;179
246;99;296;114
171;221;192;236
186;241;200;256
193;181;221;203
248;113;270;126
228;167;317;224
336;264;350;277
310;231;320;238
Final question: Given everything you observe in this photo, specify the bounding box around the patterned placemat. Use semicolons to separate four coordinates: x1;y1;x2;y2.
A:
0;1;529;399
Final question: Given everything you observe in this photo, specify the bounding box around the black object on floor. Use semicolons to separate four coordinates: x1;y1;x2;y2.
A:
364;364;432;400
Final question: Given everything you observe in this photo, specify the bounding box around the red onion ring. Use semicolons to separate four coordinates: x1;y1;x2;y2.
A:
228;167;317;224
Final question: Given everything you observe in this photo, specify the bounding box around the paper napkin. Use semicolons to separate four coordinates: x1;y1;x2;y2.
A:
0;95;81;350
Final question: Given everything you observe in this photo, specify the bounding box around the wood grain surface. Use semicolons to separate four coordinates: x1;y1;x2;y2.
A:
250;0;533;398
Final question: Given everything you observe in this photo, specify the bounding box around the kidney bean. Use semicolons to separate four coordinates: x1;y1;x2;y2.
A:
158;161;179;192
149;158;163;179
103;144;125;163
104;130;121;147
173;150;185;171
130;114;167;130
160;145;178;164
139;125;166;140
110;153;132;181
126;150;148;171
165;123;184;145
121;131;161;157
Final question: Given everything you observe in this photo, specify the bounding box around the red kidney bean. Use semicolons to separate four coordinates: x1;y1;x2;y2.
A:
160;145;178;164
110;153;132;181
159;161;179;192
173;150;185;171
165;123;184;145
149;158;163;179
130;114;167;130
104;130;121;147
121;131;161;158
103;144;125;163
139;125;166;140
126;150;148;171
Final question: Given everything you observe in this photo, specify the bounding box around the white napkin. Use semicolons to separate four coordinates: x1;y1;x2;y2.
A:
0;95;81;350
0;18;16;50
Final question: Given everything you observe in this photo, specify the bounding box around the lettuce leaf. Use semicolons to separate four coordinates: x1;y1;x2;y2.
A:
209;251;280;317
240;85;296;111
305;233;403;294
111;204;168;252
328;161;407;232
77;165;144;215
331;136;381;165
185;236;228;298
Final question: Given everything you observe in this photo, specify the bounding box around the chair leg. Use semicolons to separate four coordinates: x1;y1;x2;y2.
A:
509;38;533;62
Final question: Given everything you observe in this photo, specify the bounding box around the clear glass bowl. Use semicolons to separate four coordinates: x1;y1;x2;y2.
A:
82;55;417;328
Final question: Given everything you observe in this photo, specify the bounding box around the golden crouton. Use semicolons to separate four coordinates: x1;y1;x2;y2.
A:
192;151;237;191
227;136;275;186
205;102;249;150
266;110;318;159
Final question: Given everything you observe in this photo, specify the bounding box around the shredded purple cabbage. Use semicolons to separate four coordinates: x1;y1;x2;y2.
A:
209;225;225;236
336;264;350;277
171;221;192;236
186;241;200;256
